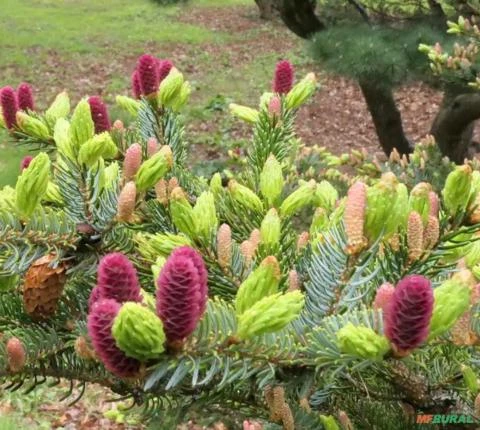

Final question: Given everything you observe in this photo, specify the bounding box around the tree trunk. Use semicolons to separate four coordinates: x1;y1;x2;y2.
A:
430;91;480;164
359;81;413;156
255;0;276;20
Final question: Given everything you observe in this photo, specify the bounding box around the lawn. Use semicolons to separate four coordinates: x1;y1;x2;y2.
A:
0;0;307;188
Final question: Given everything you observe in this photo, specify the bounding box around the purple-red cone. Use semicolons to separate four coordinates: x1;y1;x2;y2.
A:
158;59;173;82
385;275;434;354
0;86;18;129
131;71;141;99
137;54;160;96
17;83;34;111
96;253;142;304
87;299;141;377
88;96;111;134
20;155;33;171
156;246;208;342
273;60;294;94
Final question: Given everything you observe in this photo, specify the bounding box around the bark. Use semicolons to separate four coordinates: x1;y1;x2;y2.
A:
277;0;325;39
359;81;413;156
430;92;480;163
255;0;276;20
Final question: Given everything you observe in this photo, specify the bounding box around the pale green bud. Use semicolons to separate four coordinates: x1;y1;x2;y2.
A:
314;180;338;212
260;209;281;250
0;274;19;292
69;99;94;148
54;118;76;161
0;186;16;212
279;180;316;217
112;302;165;361
78;132;118;167
158;68;184;107
43;182;63;205
45;91;70;125
103;162;120;191
442;165;472;216
461;365;479;395
171;81;191;112
15;153;50;218
235;256;281;316
116;95;141;117
260;155;284;207
310;207;328;236
285;73;317;110
337;323;390;361
236;290;305;339
365;177;397;241
428;278;471;340
193;191;218;240
229;103;259;124
16;112;50;140
320;415;340;430
210;173;223;195
228;180;263;212
385;182;409;235
259;92;274;110
466;240;480;268
140;289;156;312
468;170;480;209
169;187;197;238
151;256;166;284
135;146;173;192
408;182;432;225
135;232;193;261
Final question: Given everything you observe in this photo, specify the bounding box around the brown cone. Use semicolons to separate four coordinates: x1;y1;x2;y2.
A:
23;254;67;320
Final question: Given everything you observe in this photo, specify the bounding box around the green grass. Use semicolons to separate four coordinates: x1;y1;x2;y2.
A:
0;0;302;187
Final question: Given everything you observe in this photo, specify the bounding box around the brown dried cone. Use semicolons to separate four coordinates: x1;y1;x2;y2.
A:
423;215;440;250
23;254;67;319
344;182;367;255
74;336;97;360
217;224;232;270
6;337;26;373
117;181;137;222
407;211;424;262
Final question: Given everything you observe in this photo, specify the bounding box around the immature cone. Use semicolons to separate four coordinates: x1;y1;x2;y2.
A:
156;247;208;343
240;240;255;265
137;54;160;96
87;299;141;378
385;275;434;355
96;253;142;304
88;286;102;311
155;179;168;204
273;60;294;94
217;224;232;269
131;70;142;99
288;270;300;291
297;231;309;251
338;411;354;430
88;96;111;134
475;393;480;417
17;83;35;111
407;211;424;262
20;155;33;171
6;337;26;373
268;95;281;118
429;191;440;218
23;254;67;319
373;282;395;315
117;181;137;222
423;215;440;250
158;59;173;82
123;143;143;181
344;181;367;255
0;86;18;129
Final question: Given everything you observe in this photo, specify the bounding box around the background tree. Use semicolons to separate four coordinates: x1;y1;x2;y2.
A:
267;0;480;163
